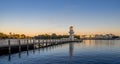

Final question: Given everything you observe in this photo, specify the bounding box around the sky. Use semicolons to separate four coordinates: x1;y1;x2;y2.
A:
0;0;120;36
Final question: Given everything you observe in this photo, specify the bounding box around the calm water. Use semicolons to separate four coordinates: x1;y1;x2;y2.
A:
0;40;120;64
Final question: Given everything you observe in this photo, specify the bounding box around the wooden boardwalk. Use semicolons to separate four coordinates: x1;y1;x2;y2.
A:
0;39;81;55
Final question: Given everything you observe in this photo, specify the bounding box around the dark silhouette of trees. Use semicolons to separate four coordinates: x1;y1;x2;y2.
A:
0;32;31;39
34;33;80;39
0;32;8;39
0;32;80;39
112;36;119;39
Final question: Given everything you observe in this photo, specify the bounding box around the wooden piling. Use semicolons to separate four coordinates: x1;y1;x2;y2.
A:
41;40;44;47
18;39;21;58
27;39;29;56
18;40;21;52
27;39;29;51
38;39;40;48
8;39;11;54
33;39;35;49
43;39;44;47
46;40;47;46
33;39;35;54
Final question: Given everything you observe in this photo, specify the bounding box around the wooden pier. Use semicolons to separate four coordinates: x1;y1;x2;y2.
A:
0;39;81;55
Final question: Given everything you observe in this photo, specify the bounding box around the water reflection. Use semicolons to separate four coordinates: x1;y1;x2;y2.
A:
3;40;120;64
69;42;74;58
27;50;29;56
8;53;11;61
7;42;64;62
19;51;21;58
33;48;35;54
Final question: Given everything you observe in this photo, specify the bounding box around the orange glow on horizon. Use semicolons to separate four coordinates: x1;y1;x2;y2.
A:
0;26;120;36
1;31;120;37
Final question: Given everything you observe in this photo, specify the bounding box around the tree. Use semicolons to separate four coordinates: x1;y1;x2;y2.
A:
51;33;57;39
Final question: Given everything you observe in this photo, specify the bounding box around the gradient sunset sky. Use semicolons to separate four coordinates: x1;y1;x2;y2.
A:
0;0;120;36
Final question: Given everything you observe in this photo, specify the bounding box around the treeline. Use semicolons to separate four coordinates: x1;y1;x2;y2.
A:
34;33;80;39
0;32;80;39
0;32;31;39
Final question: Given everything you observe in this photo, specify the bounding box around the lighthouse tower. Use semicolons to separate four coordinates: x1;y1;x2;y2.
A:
69;26;74;41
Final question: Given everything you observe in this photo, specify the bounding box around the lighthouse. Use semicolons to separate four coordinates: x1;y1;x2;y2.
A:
69;26;74;41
